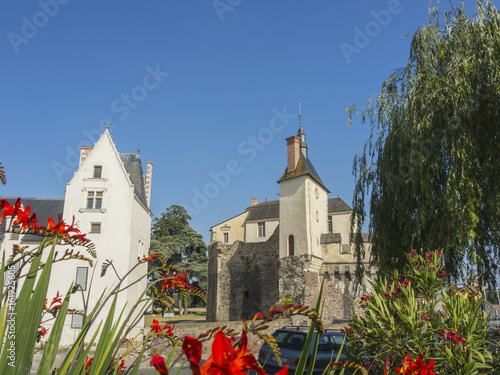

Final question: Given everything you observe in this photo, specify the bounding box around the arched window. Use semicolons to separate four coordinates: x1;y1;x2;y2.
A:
288;235;294;256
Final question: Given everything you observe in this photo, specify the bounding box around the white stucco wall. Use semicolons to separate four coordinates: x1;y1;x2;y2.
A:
279;176;308;258
210;211;248;245
305;179;328;260
330;211;351;247
244;219;279;243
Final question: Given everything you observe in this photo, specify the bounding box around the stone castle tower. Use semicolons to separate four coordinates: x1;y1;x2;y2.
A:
207;124;373;323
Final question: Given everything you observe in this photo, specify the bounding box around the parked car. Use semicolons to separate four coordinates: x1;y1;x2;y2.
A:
258;328;351;375
490;316;500;329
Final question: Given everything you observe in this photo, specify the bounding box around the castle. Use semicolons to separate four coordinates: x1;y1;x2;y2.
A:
206;124;373;323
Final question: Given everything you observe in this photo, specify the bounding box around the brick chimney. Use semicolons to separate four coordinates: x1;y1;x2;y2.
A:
286;135;300;172
80;146;92;166
251;198;259;206
145;161;153;208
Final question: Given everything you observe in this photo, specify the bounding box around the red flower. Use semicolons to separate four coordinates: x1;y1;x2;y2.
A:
201;330;267;375
252;312;266;321
151;319;175;336
183;330;288;375
117;359;126;374
150;354;169;374
394;353;436;375
160;271;188;291
183;336;203;375
0;198;39;231
140;253;160;263
151;319;164;334
45;291;62;312
85;356;93;375
37;326;49;342
267;305;283;316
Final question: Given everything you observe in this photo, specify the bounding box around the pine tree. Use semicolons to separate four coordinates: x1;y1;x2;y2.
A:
149;205;208;314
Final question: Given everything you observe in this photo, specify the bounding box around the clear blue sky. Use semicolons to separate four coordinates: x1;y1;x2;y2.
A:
0;1;483;243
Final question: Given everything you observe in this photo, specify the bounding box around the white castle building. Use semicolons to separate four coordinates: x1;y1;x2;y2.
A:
0;126;152;345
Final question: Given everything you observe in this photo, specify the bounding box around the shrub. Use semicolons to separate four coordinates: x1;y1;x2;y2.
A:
344;250;495;374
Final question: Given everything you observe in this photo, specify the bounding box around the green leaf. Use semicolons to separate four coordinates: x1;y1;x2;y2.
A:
37;284;73;375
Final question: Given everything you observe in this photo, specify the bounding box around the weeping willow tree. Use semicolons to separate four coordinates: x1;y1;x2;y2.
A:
349;0;500;289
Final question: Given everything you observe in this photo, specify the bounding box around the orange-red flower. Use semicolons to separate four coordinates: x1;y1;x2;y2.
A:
117;359;126;374
151;319;163;334
160;271;188;291
85;356;93;375
393;353;436;375
151;319;175;336
140;253;160;262
37;326;49;342
45;291;62;313
0;198;39;231
150;354;169;374
183;336;203;375
183;330;288;375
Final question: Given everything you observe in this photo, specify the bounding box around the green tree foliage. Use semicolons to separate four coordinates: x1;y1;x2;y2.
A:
149;205;208;293
349;0;500;288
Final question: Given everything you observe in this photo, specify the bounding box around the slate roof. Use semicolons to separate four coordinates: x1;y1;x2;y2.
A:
244;197;351;222
328;197;351;212
120;153;147;207
0;197;65;239
350;232;372;243
245;200;279;221
277;154;330;193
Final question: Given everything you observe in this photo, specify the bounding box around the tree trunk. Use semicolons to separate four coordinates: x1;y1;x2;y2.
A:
178;293;183;315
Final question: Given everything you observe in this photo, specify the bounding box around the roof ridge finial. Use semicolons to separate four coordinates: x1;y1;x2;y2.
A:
298;102;303;129
137;144;141;154
297;102;307;158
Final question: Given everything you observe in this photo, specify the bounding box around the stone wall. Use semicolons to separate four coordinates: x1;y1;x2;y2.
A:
207;226;366;324
207;227;280;322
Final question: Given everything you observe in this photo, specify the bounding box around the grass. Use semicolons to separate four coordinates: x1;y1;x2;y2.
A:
145;307;206;327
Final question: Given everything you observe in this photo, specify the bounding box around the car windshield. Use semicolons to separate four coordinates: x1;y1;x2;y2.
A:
272;331;347;353
273;331;306;350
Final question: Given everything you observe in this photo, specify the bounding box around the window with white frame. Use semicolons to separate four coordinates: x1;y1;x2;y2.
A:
71;314;83;329
328;216;333;233
11;225;21;240
93;165;102;179
76;267;88;291
86;191;103;209
90;223;101;234
223;233;229;243
258;222;266;237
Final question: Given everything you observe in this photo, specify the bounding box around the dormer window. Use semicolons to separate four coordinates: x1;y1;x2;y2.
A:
87;191;103;209
11;225;21;240
93;166;102;179
258;222;266;237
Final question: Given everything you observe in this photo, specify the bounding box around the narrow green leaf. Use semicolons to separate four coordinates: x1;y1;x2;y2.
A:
37;284;73;375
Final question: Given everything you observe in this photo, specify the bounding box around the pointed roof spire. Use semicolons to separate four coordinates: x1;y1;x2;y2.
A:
297;102;308;158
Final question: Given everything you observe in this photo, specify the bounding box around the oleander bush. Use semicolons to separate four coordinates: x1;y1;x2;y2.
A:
343;250;497;374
